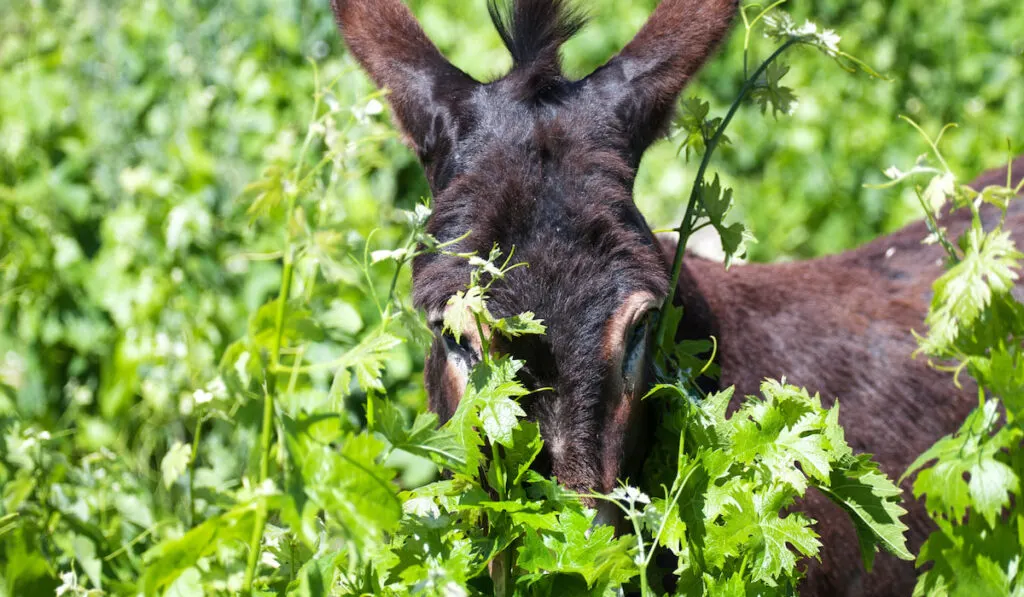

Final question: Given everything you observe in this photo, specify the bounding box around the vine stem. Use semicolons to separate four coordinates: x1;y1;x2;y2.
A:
244;189;298;593
657;37;802;341
629;509;650;596
595;494;652;596
244;382;277;593
187;417;204;528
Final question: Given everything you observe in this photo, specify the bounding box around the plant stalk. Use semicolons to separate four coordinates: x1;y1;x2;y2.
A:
243;189;296;592
243;383;276;593
658;37;801;341
187;417;204;528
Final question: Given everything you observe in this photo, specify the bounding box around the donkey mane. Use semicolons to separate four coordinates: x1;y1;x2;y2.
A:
488;0;587;68
486;0;587;101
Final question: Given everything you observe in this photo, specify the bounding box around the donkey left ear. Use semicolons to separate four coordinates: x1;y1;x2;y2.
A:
583;0;738;160
330;0;479;159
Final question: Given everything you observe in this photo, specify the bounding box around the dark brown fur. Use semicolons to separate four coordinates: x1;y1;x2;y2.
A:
663;165;1024;594
332;0;737;499
329;1;1024;593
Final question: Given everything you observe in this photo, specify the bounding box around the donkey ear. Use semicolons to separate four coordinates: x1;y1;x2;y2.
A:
330;0;478;157
584;0;737;158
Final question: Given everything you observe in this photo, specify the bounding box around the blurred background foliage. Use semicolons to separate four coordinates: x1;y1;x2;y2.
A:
4;0;1022;424
0;0;1021;591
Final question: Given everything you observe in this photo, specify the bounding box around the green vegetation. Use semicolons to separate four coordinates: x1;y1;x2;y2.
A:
1;0;1022;595
886;131;1024;596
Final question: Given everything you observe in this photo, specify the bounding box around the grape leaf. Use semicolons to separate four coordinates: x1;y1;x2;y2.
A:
517;509;637;589
819;457;913;569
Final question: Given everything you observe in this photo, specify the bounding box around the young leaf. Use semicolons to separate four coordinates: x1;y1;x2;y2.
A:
368;396;467;472
752;61;798;118
161;441;192;489
517;509;638;589
327;331;403;400
922;172;956;217
922;227;1022;354
966;458;1017;528
490;311;547;339
444;286;486;344
818;457;913;569
448;357;530;449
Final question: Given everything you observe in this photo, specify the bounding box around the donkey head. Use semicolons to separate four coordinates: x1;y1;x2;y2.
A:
331;0;736;501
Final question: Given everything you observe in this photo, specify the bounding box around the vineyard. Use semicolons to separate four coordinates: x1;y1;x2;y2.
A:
2;0;1023;595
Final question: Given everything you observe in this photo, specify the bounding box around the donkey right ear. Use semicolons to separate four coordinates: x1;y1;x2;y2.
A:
584;0;737;161
330;0;478;159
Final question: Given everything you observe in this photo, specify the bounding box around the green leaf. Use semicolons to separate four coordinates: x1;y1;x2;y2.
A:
326;330;403;400
319;300;364;335
753;512;821;584
475;499;561;532
705;491;820;585
72;535;102;590
697;175;754;267
161;440;192;489
701;571;748;597
774;413;832;484
818;456;913;569
967;458;1017;528
651;379;911;587
823;401;854;462
491;311;547;338
479;394;527;448
717;221;755;269
517;509;637;589
286;551;343;596
166;567;204;597
503;421;545;485
969;349;1024;417
752;61;798;118
141;501;264;593
249;299;325;350
905;401;1018;525
368;395;467;471
445;357;530;462
641;497;688;555
915;458;973;522
731;398;830;494
700;174;733;226
674;97;729;161
444;286;486;343
321;433;404;546
282;414;402;549
923;227;1022;354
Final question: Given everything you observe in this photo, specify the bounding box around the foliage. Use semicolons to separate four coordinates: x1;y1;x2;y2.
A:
621;380;910;595
0;0;1020;595
882;127;1024;597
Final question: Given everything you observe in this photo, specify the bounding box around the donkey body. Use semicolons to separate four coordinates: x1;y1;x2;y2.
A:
666;168;1024;594
330;0;1023;593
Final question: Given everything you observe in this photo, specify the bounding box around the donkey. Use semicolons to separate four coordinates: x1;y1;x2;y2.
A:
329;0;1024;594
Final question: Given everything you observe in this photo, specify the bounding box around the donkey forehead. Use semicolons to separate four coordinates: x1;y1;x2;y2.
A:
468;79;606;128
412;224;668;332
450;85;623;170
422;114;655;261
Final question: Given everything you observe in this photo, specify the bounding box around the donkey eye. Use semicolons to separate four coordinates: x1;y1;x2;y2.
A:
622;314;651;380
442;330;469;353
434;324;480;362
